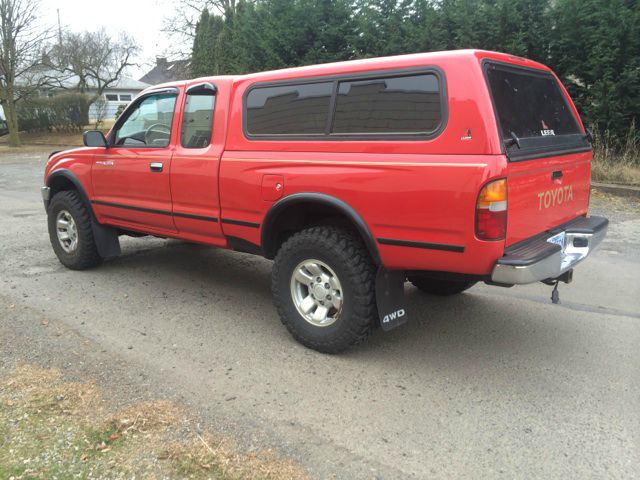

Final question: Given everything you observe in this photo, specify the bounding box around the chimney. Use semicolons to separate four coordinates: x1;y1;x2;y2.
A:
156;57;168;67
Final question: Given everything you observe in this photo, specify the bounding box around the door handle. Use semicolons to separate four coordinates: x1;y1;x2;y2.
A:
149;162;163;172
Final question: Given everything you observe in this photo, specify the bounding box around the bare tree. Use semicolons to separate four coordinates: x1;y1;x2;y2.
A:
163;0;237;56
0;0;50;147
48;29;139;125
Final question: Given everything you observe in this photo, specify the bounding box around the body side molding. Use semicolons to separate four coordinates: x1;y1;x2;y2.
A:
377;237;465;253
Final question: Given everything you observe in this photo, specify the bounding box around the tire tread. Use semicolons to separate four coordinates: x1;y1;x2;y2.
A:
48;190;103;270
272;226;377;353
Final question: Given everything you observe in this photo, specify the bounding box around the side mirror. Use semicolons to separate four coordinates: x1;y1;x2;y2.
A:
83;130;108;148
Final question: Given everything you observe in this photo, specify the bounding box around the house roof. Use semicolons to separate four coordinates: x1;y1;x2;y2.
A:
139;58;192;86
108;76;151;90
14;68;151;91
46;71;150;90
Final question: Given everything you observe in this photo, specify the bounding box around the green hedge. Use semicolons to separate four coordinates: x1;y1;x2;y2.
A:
17;93;91;133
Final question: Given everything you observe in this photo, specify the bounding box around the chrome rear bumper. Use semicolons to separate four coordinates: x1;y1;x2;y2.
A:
491;216;608;285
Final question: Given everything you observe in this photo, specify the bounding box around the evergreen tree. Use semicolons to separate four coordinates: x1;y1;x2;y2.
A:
188;0;639;147
353;0;415;57
191;9;212;77
549;0;639;140
299;0;356;64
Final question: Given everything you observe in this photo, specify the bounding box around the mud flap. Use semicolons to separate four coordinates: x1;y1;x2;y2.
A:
375;268;407;331
91;220;121;259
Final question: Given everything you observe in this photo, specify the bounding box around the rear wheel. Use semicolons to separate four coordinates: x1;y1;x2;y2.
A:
272;226;377;353
408;276;476;296
47;191;103;270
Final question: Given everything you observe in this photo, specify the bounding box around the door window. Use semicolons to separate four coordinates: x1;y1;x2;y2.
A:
114;93;177;147
181;91;216;148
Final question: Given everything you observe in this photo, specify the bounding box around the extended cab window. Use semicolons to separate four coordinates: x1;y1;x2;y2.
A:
114;93;177;148
332;74;441;134
485;62;590;160
181;89;215;148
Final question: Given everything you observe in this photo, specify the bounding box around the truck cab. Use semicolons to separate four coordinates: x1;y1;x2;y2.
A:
42;50;607;353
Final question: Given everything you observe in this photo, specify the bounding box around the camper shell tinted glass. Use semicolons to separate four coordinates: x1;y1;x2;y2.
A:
332;74;441;134
484;61;590;161
246;82;333;135
243;68;446;140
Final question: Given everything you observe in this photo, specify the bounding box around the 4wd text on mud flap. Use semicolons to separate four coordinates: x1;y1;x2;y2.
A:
382;309;406;324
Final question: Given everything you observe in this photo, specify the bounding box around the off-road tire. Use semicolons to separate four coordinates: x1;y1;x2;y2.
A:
408;276;476;296
272;226;377;353
47;191;103;270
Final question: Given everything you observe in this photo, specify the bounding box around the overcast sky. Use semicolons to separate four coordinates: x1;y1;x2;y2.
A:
39;0;186;79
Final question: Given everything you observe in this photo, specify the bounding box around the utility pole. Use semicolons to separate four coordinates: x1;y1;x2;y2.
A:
57;8;62;46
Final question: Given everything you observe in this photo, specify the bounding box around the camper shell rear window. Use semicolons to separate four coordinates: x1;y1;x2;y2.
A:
484;61;590;161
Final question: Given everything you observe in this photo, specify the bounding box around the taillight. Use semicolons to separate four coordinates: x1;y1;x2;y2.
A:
476;178;507;241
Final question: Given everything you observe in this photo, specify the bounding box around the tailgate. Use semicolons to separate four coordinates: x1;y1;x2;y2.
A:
506;152;591;246
482;60;593;246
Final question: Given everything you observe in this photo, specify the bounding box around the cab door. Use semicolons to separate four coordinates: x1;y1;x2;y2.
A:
91;89;180;232
170;81;226;245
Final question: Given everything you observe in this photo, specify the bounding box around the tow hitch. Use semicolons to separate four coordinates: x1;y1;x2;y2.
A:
542;269;573;304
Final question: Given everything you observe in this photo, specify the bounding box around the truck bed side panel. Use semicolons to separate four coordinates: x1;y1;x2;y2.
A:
219;152;507;274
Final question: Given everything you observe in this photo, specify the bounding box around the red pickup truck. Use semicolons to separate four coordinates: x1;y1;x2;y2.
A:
42;50;607;352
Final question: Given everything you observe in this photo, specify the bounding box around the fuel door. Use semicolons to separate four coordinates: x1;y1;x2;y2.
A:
261;174;284;201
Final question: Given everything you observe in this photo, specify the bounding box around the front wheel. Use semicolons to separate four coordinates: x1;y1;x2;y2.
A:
47;191;103;270
272;226;377;353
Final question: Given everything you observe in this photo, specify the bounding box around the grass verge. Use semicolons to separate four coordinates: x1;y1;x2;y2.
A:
591;156;640;186
0;364;308;480
591;124;640;186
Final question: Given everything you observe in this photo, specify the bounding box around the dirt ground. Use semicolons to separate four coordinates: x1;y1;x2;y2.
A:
1;365;307;479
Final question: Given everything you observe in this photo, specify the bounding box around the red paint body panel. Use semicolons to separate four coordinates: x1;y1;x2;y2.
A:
505;152;591;246
169;79;234;246
219;152;507;273
91;147;176;231
44;50;593;278
46;148;96;197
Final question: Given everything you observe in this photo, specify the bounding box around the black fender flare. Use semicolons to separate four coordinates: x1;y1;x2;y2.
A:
261;192;381;264
46;169;91;211
46;169;121;258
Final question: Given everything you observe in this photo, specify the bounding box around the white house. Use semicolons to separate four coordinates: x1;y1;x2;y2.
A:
87;76;150;121
0;74;150;126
